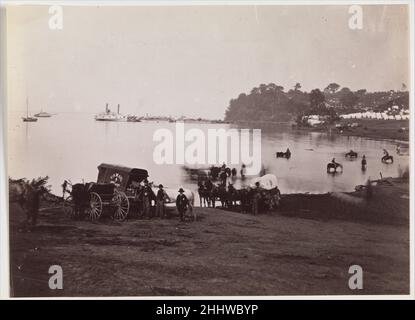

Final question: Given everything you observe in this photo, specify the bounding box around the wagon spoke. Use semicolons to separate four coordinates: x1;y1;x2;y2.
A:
113;191;129;221
88;192;103;221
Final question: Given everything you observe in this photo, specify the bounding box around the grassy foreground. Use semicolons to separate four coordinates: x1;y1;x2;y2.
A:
10;178;409;297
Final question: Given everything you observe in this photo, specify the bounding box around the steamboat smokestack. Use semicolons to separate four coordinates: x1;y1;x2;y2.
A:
117;104;120;114
106;103;109;113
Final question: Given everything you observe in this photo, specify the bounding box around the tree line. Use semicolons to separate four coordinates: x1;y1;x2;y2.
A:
224;82;409;122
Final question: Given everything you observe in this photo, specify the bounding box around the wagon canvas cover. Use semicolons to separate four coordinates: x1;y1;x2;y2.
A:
97;163;148;190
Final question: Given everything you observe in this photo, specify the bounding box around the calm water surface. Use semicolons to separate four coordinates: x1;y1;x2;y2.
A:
8;113;409;196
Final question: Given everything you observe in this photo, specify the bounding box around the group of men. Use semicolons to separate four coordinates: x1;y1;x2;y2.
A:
135;181;190;221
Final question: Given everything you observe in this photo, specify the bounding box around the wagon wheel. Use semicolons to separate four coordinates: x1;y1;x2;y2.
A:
63;195;77;219
87;192;103;221
112;191;130;221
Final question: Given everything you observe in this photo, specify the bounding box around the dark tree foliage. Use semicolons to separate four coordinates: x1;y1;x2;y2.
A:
309;89;325;110
224;83;309;122
324;83;341;94
224;83;409;122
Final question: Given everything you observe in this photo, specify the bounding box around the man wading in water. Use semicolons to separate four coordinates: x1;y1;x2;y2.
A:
361;155;367;170
176;188;188;221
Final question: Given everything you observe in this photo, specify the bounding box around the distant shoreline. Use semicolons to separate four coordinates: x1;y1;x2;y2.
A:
229;119;409;143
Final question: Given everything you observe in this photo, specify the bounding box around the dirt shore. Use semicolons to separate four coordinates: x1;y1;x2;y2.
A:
293;119;409;142
10;178;409;297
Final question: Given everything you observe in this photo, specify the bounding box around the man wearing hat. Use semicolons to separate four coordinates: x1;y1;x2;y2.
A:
156;184;171;219
140;180;154;219
176;188;189;221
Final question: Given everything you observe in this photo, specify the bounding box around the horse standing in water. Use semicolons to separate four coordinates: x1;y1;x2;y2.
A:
345;150;358;159
9;177;50;226
276;148;291;159
327;159;343;173
382;154;394;163
381;149;394;163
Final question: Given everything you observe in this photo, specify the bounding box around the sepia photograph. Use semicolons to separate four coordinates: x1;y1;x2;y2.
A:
2;0;413;299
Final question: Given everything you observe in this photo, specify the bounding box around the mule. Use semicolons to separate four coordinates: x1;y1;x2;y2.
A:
197;183;209;207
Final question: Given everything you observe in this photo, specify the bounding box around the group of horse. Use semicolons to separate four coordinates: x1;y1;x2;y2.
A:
197;180;281;213
345;150;394;164
326;149;395;174
345;150;395;164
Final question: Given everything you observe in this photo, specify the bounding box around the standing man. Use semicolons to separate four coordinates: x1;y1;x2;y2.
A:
141;181;153;219
252;182;261;215
240;163;246;181
228;183;236;207
62;180;68;200
176;188;188;222
361;155;367;171
220;170;228;187
156;184;170;219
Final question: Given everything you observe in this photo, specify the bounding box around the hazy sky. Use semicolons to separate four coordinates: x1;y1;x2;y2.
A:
6;4;410;118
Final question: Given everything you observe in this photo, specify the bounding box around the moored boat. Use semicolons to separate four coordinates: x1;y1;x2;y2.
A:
22;97;38;122
22;117;38;122
126;115;142;122
34;110;52;118
95;103;125;121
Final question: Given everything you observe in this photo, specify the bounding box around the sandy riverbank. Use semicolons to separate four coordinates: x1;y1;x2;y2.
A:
293;119;410;142
9;177;409;297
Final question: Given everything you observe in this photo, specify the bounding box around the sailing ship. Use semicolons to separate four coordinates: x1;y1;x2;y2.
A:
22;97;38;122
34;108;52;117
95;103;125;121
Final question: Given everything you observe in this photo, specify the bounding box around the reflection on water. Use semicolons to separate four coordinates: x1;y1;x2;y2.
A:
8;113;409;195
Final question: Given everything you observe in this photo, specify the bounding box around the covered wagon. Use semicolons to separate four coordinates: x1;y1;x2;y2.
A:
64;163;149;221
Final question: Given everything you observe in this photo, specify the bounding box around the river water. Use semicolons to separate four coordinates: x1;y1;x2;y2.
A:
8;113;409;196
